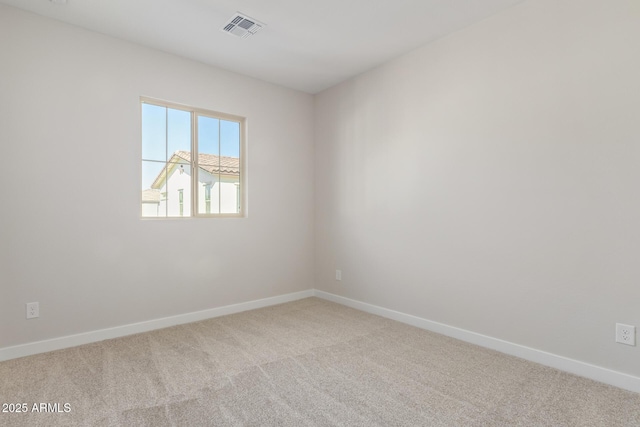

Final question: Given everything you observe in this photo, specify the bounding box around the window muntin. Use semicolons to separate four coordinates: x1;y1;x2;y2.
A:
141;98;244;218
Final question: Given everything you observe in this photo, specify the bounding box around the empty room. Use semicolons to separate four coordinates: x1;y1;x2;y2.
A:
1;0;639;425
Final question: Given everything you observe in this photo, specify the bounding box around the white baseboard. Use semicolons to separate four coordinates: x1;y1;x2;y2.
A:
313;290;640;394
3;288;638;394
0;289;314;363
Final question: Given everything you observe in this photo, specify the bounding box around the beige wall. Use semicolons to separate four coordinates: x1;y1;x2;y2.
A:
0;5;314;347
314;0;640;376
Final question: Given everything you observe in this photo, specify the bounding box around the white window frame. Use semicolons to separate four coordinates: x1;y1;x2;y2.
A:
140;97;246;218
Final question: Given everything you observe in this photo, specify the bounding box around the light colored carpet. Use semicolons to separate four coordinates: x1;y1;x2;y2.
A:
0;297;638;426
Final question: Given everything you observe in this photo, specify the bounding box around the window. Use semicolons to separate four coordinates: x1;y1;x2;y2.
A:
140;98;245;218
178;189;184;217
204;183;212;214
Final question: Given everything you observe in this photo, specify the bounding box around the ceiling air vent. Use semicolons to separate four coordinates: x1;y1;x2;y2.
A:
221;13;265;39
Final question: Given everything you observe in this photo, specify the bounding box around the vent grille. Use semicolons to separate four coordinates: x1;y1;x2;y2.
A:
221;13;265;39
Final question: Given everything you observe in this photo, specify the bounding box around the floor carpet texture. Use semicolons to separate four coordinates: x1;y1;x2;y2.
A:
1;297;639;426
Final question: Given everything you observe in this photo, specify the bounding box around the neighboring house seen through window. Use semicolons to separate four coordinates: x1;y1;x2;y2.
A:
141;98;245;218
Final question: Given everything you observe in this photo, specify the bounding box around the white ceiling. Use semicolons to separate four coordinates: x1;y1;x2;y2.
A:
0;0;526;93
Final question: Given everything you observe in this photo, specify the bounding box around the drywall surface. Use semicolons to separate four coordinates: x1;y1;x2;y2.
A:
0;5;314;348
314;0;640;376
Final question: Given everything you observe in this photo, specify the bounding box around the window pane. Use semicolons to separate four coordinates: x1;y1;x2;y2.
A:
141;160;166;191
220;175;241;214
197;115;221;215
220;120;240;214
220;120;240;159
141;104;166;162
167;108;191;160
141;160;166;217
198;116;220;156
165;159;192;217
165;185;192;218
198;170;220;214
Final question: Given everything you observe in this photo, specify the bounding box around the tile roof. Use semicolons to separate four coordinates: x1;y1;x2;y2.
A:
173;151;240;176
149;151;240;190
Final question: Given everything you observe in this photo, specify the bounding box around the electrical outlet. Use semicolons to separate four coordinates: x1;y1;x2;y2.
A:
26;302;39;319
335;269;342;281
615;323;635;346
